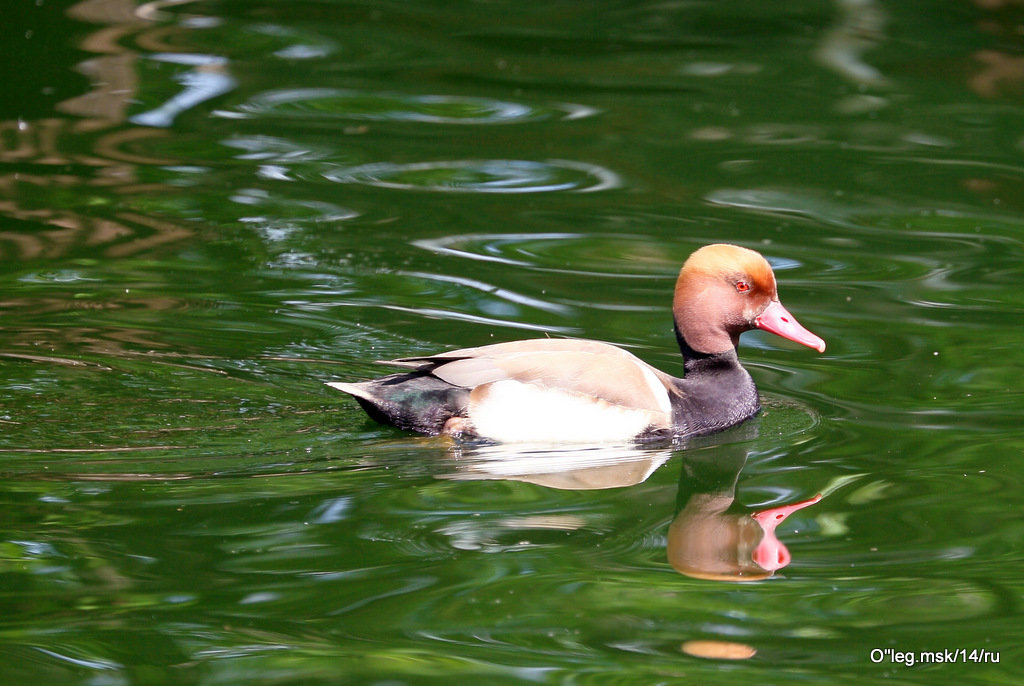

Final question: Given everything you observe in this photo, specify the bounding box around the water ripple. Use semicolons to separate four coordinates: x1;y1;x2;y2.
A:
795;578;998;626
412;232;674;276
323;159;620;194
398;271;573;316
217;88;598;125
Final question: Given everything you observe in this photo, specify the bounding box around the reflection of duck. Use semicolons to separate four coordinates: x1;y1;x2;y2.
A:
329;244;825;442
668;447;820;581
442;442;673;490
437;432;821;580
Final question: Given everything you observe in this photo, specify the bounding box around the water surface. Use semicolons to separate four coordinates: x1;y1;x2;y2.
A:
1;1;1023;683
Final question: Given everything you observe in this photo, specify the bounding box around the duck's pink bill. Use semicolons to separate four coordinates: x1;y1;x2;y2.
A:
755;300;826;353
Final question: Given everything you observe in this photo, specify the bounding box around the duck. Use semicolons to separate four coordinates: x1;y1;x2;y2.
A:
327;243;825;443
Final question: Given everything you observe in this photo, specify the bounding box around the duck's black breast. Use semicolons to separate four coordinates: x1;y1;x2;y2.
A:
670;350;760;438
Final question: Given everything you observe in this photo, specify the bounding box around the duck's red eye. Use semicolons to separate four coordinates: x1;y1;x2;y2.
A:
736;281;751;293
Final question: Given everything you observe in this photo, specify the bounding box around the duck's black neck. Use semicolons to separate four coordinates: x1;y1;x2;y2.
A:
671;322;759;438
674;323;740;375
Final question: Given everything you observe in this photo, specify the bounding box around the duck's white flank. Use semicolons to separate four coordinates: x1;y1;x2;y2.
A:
468;380;669;443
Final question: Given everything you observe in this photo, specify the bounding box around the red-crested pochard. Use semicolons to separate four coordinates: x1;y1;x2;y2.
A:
328;243;825;442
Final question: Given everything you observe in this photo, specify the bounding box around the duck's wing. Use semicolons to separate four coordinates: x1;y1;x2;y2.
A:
381;338;675;416
382;337;629;370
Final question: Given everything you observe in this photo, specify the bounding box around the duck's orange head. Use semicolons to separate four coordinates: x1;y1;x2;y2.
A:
673;244;825;355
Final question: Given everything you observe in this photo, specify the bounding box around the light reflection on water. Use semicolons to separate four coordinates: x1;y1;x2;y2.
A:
414;232;674;273
322;159;622;194
217;88;599;125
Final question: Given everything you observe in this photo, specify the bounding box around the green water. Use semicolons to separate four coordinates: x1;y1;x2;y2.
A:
2;0;1022;683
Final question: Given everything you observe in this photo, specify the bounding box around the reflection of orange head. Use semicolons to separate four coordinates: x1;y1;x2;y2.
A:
681;639;757;660
667;494;773;581
667;492;821;582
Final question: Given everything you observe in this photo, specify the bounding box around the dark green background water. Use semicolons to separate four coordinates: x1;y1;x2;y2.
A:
2;1;1022;683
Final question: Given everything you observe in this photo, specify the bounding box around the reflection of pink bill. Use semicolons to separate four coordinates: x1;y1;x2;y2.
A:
751;493;823;571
